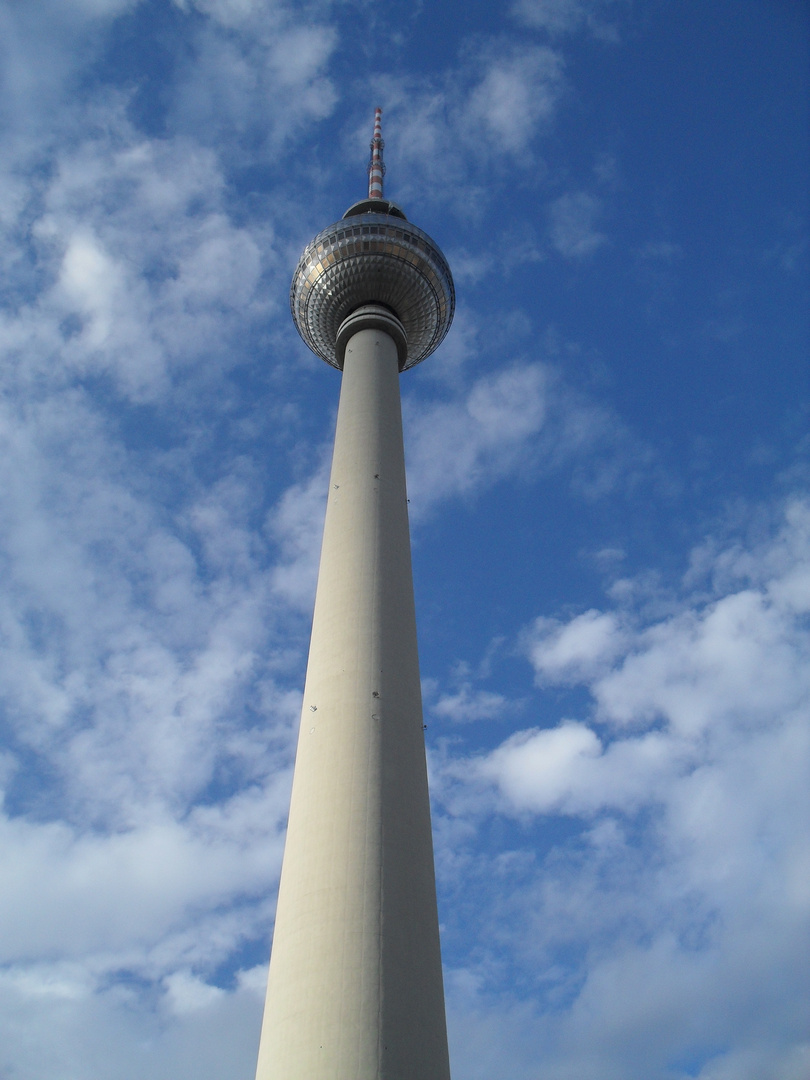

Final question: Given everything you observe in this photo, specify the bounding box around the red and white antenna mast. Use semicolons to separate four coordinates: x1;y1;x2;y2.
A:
367;106;385;199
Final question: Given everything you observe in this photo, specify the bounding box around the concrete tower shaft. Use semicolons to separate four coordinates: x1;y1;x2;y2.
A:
255;308;450;1079
255;111;453;1080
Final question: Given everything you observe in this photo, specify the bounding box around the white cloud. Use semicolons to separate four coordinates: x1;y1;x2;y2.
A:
0;2;135;142
480;498;810;809
420;304;481;385
593;501;810;737
0;37;350;1070
372;42;566;210
479;720;601;811
0;120;277;410
0;2;802;1078
169;16;338;152
440;498;810;1078
464;46;565;153
404;363;548;511
0;796;281;961
163;969;226;1015
475;722;693;816
266;455;330;610
404;355;642;513
432;683;509;724
595;587;807;735
0;957;265;1080
72;0;136;14
512;0;623;41
526;608;626;683
548;191;606;258
180;0;271;25
0;379;301;822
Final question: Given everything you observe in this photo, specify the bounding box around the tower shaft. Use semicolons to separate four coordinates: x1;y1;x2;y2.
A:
255;313;451;1080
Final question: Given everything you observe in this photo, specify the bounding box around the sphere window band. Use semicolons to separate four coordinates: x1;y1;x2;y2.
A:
290;212;455;371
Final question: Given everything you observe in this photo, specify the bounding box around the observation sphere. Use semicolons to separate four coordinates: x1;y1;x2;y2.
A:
290;199;455;371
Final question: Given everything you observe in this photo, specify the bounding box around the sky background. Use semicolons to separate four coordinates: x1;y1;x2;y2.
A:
0;1;808;1078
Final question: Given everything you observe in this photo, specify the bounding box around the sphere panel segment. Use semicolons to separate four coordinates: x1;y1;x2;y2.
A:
290;213;454;370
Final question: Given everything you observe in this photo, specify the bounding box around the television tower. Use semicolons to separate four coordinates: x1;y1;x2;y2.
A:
254;110;454;1080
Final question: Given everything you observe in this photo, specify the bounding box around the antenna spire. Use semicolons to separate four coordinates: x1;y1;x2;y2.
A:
367;107;385;200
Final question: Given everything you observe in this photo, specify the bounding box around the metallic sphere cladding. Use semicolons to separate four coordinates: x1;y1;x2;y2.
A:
290;208;455;371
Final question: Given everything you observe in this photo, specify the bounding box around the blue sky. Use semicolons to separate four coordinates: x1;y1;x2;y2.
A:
0;1;808;1077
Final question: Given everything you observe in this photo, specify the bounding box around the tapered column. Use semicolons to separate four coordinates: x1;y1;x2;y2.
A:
255;308;451;1080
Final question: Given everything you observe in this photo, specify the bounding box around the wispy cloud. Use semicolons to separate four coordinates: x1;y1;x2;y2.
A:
430;683;510;724
512;0;624;42
548;191;606;259
0;1;804;1077
169;17;338;153
370;41;566;212
439;498;810;1078
404;353;646;513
